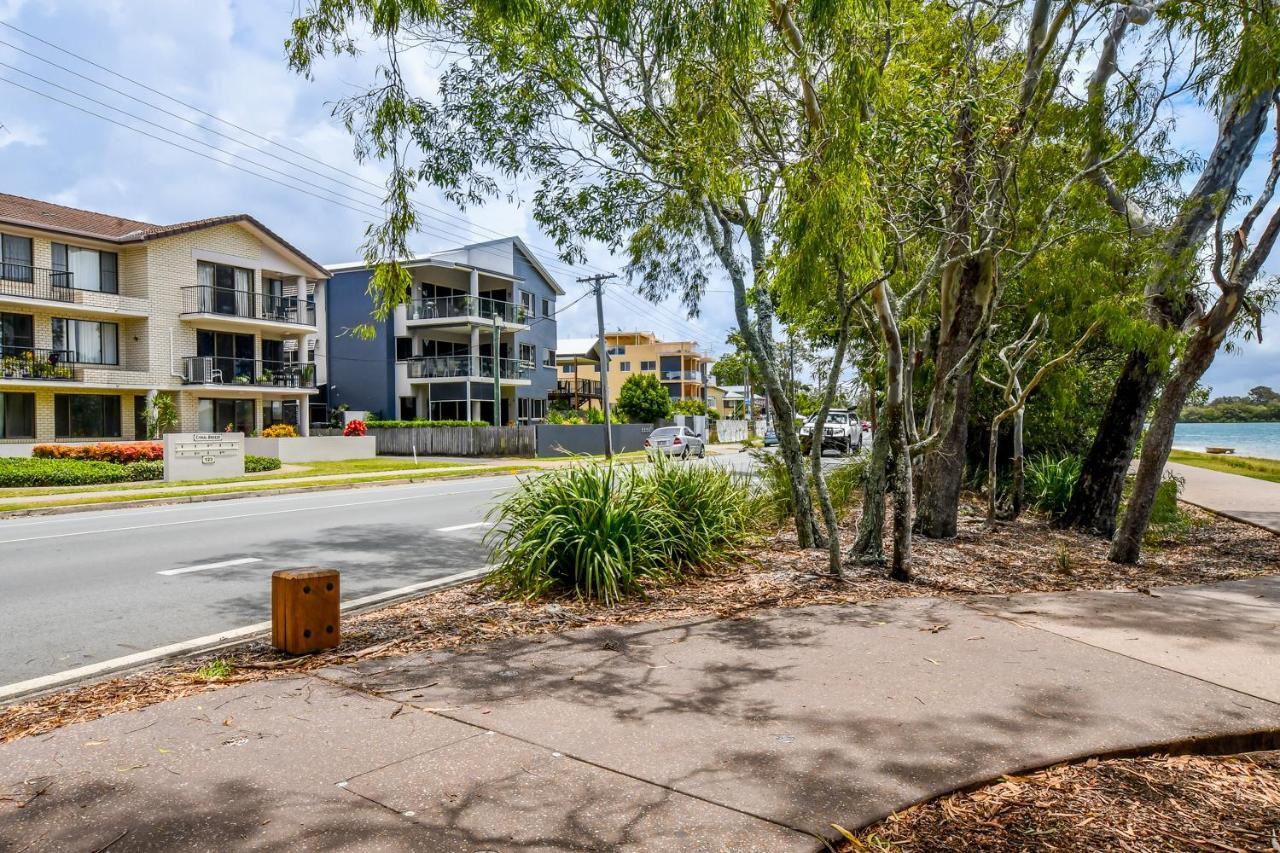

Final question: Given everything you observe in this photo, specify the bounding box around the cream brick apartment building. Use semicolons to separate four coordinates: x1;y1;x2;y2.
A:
554;330;713;411
0;194;328;448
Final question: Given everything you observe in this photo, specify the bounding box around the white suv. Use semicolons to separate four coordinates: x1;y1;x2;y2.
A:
799;409;861;455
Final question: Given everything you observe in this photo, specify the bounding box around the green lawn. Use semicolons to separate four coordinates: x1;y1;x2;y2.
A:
0;457;469;499
1168;449;1280;484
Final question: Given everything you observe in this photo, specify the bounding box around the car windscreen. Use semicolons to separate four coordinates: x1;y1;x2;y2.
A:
649;427;679;437
827;413;848;424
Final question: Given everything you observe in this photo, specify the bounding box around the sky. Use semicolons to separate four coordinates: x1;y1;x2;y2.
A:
0;0;1275;397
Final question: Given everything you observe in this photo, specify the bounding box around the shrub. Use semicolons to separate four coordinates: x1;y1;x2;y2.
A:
1025;454;1082;517
750;451;866;527
485;460;752;604
262;423;298;438
32;441;164;463
245;455;282;473
363;419;488;428
617;373;672;423
343;419;367;436
0;458;131;487
123;460;164;481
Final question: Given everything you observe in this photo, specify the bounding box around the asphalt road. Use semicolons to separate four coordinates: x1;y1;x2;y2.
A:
0;449;839;690
0;476;521;687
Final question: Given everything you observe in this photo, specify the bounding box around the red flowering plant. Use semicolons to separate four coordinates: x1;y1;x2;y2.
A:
343;419;367;437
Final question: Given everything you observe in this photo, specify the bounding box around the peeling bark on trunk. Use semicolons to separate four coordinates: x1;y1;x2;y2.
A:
852;417;891;564
1010;409;1026;519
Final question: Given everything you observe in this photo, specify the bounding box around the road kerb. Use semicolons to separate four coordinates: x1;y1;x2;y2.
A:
0;565;492;705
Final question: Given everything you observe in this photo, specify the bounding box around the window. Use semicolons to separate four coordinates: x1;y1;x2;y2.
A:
618;361;631;372
607;344;626;356
55;394;121;438
543;348;556;368
196;261;253;316
395;337;413;361
197;330;254;382
134;395;149;440
399;396;417;420
1;235;33;283
263;400;299;429
1;312;33;354
541;298;552;318
51;243;118;293
261;339;285;367
197;398;254;433
52;318;119;364
0;392;35;438
519;343;536;366
430;400;469;421
561;364;573;374
641;360;656;371
519;291;535;315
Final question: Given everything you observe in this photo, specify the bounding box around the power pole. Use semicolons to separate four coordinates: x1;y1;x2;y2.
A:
578;273;618;459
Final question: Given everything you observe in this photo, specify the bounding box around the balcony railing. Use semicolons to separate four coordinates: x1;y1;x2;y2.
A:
407;294;527;325
662;370;704;382
550;378;602;399
0;346;79;381
181;286;317;326
182;356;316;387
405;355;528;380
0;264;75;303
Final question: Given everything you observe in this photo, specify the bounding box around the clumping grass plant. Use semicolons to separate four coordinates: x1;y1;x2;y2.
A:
1025;454;1081;517
485;457;752;604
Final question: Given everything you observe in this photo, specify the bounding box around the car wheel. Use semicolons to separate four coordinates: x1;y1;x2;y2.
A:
698;443;707;458
680;446;689;460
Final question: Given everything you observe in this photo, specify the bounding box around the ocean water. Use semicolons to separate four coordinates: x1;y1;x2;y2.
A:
1172;422;1280;459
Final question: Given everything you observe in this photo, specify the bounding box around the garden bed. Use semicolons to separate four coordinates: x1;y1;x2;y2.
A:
3;501;1276;744
844;751;1280;851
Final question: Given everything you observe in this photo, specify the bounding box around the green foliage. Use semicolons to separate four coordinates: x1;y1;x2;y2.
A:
750;450;866;526
143;393;178;439
1025;455;1082;517
245;455;283;473
485;459;751;604
364;419;489;428
673;399;709;416
617;373;672;424
123;461;165;482
195;659;235;681
1181;387;1280;422
0;458;135;487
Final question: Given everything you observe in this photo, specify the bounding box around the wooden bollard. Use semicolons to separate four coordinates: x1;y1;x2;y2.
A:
271;568;341;654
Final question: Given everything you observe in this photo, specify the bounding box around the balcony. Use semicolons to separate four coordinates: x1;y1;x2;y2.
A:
0;347;79;382
1;264;75;303
550;378;602;400
181;356;316;389
405;355;529;383
181;286;317;328
406;294;528;327
662;370;704;382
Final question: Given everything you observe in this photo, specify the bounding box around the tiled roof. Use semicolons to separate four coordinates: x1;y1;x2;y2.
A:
0;193;329;277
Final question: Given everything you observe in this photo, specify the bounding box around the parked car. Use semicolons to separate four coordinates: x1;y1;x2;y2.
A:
644;425;706;459
799;409;862;455
762;428;778;447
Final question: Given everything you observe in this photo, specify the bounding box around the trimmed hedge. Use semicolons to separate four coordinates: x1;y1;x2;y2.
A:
32;441;164;463
246;455;282;473
364;419;488;429
1;454;281;487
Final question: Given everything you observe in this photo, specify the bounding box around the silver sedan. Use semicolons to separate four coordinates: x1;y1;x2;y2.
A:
644;425;707;459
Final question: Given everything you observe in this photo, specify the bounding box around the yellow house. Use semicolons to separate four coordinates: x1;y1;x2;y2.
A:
565;331;713;409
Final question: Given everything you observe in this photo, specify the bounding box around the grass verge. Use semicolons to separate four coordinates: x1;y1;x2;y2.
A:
0;465;532;513
1170;449;1280;484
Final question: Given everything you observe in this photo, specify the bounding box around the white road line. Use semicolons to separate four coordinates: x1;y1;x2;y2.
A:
0;483;513;545
0;565;493;702
157;557;263;576
437;521;493;532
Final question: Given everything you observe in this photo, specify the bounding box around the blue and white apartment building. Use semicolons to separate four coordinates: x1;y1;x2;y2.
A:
320;238;561;425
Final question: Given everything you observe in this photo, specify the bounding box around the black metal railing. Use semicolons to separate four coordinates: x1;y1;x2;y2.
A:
0;264;75;303
550;378;602;399
0;346;79;381
405;355;527;380
181;286;317;326
182;356;316;387
407;294;527;325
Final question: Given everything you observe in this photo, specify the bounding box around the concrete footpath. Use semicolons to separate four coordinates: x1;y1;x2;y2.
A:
3;577;1278;851
1169;460;1280;533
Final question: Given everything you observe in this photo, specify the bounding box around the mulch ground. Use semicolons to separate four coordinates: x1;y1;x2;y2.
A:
844;751;1280;851
3;500;1277;747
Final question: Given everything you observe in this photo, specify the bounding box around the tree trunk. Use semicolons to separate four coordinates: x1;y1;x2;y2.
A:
868;281;913;579
809;302;854;575
985;412;1006;526
889;421;913;582
1110;333;1221;563
1058;349;1160;535
915;252;994;538
852;417;890;564
1010;408;1025;518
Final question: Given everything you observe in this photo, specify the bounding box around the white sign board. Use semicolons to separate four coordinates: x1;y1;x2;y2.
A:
164;432;245;482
